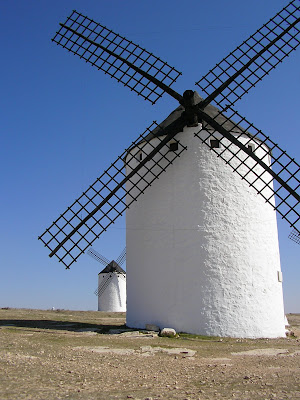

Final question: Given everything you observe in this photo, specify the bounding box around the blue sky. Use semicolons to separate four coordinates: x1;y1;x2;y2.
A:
1;0;299;312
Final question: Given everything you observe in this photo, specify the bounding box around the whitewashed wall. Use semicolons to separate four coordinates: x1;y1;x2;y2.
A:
125;125;285;338
98;273;126;312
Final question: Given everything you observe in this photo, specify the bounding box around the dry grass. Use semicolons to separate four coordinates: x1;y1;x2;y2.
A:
0;308;299;399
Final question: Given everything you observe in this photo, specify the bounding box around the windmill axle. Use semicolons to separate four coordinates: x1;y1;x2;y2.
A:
181;90;202;127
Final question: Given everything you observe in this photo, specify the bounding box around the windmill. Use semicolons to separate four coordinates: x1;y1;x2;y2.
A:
87;247;126;312
39;1;300;338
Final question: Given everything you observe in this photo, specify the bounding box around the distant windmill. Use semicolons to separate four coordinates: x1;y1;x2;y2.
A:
39;1;300;338
87;247;126;312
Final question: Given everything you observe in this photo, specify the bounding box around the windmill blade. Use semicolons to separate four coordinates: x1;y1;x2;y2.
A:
196;1;300;110
289;228;300;244
87;247;110;267
94;274;112;297
39;120;187;268
52;10;182;105
117;253;126;267
116;247;126;266
194;105;300;235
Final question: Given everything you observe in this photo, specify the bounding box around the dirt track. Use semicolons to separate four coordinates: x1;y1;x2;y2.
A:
0;308;299;399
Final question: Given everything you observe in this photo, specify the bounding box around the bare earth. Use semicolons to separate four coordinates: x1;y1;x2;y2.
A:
0;309;299;400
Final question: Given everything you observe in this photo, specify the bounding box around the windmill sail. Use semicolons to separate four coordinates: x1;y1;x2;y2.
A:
88;246;126;267
87;248;110;266
52;10;182;104
289;228;300;244
94;274;112;297
116;247;126;266
39;121;187;268
196;0;300;110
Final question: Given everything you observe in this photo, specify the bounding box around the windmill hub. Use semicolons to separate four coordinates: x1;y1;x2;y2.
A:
181;90;202;127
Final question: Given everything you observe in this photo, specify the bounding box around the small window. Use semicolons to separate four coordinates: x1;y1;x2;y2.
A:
210;139;220;149
169;142;179;152
136;151;143;162
247;143;255;153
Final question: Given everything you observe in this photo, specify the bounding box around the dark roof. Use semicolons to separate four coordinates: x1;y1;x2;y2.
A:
99;260;126;274
147;91;246;142
127;90;266;156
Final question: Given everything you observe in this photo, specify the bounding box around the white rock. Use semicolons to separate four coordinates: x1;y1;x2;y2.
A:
160;328;176;337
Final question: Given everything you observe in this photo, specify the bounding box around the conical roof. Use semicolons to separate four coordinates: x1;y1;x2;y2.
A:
146;91;246;141
99;260;126;274
126;91;253;155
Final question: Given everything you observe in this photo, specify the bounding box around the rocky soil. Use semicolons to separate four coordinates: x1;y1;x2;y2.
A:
0;308;299;400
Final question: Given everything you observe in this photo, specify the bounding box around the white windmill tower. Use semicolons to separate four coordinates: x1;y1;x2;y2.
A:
39;2;300;338
125;98;285;338
87;248;126;312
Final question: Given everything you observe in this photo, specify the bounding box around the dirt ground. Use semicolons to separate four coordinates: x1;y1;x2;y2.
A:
0;308;299;400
